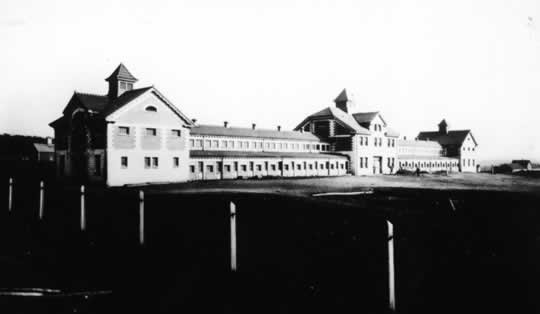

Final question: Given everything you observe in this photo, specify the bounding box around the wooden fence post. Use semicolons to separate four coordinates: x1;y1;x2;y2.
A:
139;190;144;246
8;178;13;212
80;185;86;231
387;220;396;312
39;181;44;220
230;201;237;271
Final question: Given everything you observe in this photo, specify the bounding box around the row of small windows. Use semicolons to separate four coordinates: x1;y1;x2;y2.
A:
120;156;180;169
190;160;347;173
190;138;330;151
462;147;475;151
118;126;182;137
399;160;459;168
463;159;476;167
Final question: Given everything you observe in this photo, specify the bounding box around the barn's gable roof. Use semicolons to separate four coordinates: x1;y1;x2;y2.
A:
295;107;371;135
416;130;475;146
352;111;387;126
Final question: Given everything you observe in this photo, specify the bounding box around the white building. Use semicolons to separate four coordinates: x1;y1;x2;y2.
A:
49;64;478;186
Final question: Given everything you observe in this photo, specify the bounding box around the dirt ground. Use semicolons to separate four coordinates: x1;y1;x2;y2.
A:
138;172;540;197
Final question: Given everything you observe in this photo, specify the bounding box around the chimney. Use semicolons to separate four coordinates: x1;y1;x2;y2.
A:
277;126;281;131
191;119;197;124
300;129;304;133
403;136;407;140
46;137;53;146
224;121;229;128
252;123;256;130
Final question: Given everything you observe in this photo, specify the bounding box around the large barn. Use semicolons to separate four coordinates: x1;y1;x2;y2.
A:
49;64;478;186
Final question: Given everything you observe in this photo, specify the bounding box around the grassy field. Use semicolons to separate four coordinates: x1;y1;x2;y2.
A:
0;172;539;313
136;172;540;197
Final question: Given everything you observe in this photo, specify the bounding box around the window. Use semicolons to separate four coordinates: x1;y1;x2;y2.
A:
127;83;133;90
120;156;128;169
152;157;158;168
190;139;195;147
365;137;369;146
360;137;364;146
205;140;211;147
145;106;158;112
190;165;195;173
196;140;203;148
271;164;276;171
144;157;151;168
229;141;234;148
244;141;249;148
225;165;231;172
171;129;181;137
238;141;243;149
241;165;247;172
250;162;254;171
212;140;219;148
120;81;127;89
272;143;276;149
297;164;302;170
309;164;313;170
119;126;130;135
256;165;262;171
146;128;157;136
173;157;179;168
222;140;228;148
207;165;214;172
94;155;102;175
284;164;289;171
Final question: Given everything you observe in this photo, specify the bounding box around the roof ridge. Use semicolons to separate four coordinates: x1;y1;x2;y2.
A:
196;124;299;132
74;91;107;97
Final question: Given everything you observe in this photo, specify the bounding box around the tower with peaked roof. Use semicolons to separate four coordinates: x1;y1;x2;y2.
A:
334;88;354;113
106;63;138;99
438;119;448;135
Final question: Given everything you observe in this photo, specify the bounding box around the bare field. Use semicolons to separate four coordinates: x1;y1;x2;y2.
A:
140;172;540;197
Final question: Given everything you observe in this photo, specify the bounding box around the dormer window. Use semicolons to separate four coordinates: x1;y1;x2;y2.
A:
145;106;157;112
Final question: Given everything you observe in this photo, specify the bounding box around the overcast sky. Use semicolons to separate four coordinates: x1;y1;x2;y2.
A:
1;0;539;163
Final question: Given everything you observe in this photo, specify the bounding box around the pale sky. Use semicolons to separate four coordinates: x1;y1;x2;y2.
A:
1;0;539;163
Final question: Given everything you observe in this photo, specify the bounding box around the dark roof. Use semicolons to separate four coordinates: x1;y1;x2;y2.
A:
191;125;323;141
334;88;351;102
512;160;531;167
352;111;380;124
73;92;109;112
101;87;153;116
105;63;138;82
295;107;371;135
190;150;347;159
416;130;474;146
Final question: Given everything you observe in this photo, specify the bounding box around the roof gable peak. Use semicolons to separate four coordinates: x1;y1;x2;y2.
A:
105;63;138;82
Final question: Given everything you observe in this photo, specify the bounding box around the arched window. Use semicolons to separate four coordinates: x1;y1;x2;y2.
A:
145;105;157;112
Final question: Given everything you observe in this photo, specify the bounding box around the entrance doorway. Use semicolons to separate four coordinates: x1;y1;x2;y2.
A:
373;156;382;174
